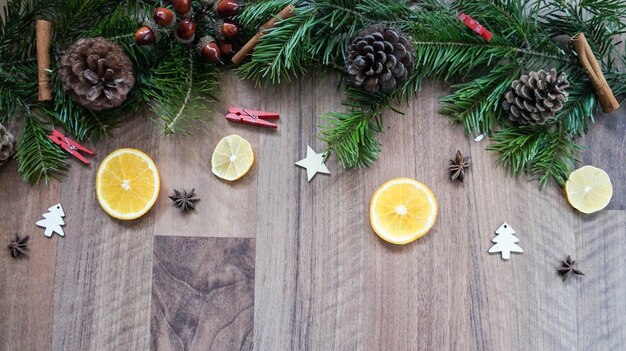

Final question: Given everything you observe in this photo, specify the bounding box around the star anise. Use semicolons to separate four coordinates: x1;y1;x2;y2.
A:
557;255;584;282
168;188;200;213
8;233;29;258
448;150;471;182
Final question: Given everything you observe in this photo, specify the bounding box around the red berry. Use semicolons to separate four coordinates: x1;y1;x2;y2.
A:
219;41;234;55
153;7;175;27
135;26;156;45
201;42;222;62
214;0;243;16
177;19;196;40
220;22;240;38
173;0;192;15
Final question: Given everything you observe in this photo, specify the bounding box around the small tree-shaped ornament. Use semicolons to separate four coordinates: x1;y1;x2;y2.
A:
36;203;66;237
488;223;523;260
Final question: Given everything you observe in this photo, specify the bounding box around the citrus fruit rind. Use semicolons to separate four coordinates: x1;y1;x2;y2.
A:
96;148;160;220
565;165;612;214
211;135;254;181
369;178;438;245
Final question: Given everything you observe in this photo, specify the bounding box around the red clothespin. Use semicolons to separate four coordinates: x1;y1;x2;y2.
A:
458;13;492;42
48;129;95;165
225;107;279;129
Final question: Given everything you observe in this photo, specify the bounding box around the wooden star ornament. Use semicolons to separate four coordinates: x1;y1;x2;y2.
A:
295;145;330;182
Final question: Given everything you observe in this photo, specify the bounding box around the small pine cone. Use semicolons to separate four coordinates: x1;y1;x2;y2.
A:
0;123;15;166
502;69;570;125
59;37;135;111
346;24;414;93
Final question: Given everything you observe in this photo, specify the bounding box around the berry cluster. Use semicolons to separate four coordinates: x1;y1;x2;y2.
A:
134;0;244;63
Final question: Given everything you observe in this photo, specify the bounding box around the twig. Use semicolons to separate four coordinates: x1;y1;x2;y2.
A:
165;54;194;133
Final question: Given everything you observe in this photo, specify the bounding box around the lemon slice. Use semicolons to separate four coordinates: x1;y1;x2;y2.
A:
370;178;438;244
96;148;160;220
211;135;254;181
565;165;613;214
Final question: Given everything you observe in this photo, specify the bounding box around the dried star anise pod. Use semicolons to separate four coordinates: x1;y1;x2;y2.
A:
169;188;200;213
557;255;584;282
448;150;471;182
8;233;29;258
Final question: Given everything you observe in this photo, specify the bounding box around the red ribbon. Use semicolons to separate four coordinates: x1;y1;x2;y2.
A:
458;13;492;42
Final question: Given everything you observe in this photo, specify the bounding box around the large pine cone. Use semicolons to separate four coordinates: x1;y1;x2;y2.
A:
502;69;569;125
0;123;15;166
59;37;135;111
346;24;414;93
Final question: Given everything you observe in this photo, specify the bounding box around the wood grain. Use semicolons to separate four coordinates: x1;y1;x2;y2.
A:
0;73;625;351
151;236;255;351
0;161;58;351
577;211;626;351
52;114;159;350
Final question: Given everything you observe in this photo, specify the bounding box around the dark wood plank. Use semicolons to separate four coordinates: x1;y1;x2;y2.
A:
151;236;255;351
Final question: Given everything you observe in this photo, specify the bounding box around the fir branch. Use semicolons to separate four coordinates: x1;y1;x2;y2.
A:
0;0;53;62
49;0;121;44
140;46;221;135
238;5;318;84
319;83;390;167
236;0;294;30
320;109;383;168
0;62;38;121
488;126;582;188
42;76;125;141
15;114;68;185
553;77;596;137
439;63;521;135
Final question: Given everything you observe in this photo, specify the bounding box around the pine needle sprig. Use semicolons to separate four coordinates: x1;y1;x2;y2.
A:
439;63;521;135
15;114;69;185
50;0;120;44
236;0;293;30
238;5;318;84
0;0;53;63
141;46;221;135
0;62;38;121
487;126;582;188
319;109;383;168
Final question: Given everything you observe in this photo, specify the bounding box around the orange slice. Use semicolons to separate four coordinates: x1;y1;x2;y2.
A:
96;148;160;220
370;178;438;244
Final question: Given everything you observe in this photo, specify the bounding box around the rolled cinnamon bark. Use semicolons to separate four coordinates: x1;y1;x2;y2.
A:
36;20;53;101
231;5;296;65
571;33;620;113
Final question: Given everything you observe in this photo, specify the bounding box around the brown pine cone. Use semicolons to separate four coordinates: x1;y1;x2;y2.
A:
346;24;414;93
502;69;569;125
0;123;15;167
59;37;135;111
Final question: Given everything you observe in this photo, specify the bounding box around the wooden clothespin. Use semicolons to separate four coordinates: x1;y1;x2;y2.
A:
48;129;95;165
225;108;280;129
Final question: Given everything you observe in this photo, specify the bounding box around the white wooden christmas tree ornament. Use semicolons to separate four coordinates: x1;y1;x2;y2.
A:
488;222;523;260
295;145;330;182
36;203;66;237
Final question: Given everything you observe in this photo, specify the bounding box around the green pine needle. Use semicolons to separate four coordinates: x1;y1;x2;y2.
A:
15;115;69;185
141;45;221;135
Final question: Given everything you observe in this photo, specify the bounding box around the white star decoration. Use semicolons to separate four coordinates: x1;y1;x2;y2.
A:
295;145;330;181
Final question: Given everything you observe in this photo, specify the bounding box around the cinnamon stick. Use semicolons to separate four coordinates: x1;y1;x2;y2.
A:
571;33;620;113
231;5;296;65
36;20;53;101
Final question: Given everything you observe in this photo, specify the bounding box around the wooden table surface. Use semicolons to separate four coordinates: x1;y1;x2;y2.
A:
1;70;625;351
